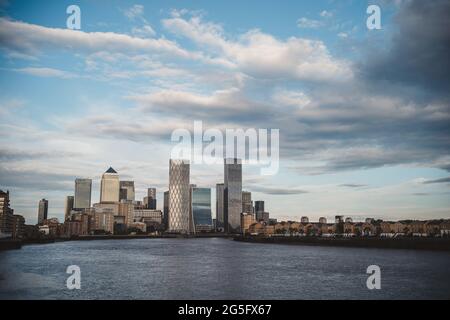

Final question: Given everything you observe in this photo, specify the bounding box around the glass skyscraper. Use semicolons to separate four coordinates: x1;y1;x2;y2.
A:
168;159;190;233
215;183;224;230
38;198;48;225
74;178;92;209
224;158;242;234
119;181;135;201
191;187;212;230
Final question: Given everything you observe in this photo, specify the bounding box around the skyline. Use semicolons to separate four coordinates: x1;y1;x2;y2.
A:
0;0;449;224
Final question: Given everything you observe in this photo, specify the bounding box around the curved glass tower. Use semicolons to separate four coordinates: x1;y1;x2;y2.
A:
168;159;190;233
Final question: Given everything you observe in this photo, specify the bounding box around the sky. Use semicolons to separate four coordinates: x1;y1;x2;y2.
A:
0;0;449;224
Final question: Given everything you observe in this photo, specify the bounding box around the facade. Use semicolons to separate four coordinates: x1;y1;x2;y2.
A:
12;214;25;239
215;183;225;230
93;202;118;234
38;198;48;225
100;167;120;203
118;201;134;226
168;159;190;233
74;178;92;209
119;181;135;202
241;212;256;234
191;187;212;231
0;190;14;236
255;201;264;221
224;158;242;233
163;191;169;230
145;188;157;209
64;196;74;221
242;191;253;214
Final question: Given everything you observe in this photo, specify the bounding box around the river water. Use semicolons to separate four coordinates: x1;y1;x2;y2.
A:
0;238;449;299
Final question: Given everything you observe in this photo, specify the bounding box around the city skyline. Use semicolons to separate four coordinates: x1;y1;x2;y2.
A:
0;0;449;224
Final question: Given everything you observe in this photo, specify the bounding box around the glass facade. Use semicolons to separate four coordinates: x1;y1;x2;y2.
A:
168;159;190;233
74;178;92;209
224;158;242;233
192;188;212;229
215;183;224;230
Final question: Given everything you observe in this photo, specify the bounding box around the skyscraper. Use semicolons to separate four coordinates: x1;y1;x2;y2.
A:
215;183;224;231
119;181;135;201
163;190;169;230
168;159;190;233
242;191;253;214
191;187;212;232
0;189;14;235
100;167;120;203
145;188;157;209
38;198;48;225
74;178;92;209
64;195;74;221
224;158;242;234
255;201;265;221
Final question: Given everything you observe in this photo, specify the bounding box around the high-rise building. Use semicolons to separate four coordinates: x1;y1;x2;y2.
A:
163;190;169;230
215;183;224;231
64;196;74;221
100;167;120;203
191;187;212;232
0;190;14;236
119;181;135;201
74;178;92;209
255;200;265;221
224;158;242;234
38;198;48;225
242;191;253;214
168;159;190;233
144;188;157;209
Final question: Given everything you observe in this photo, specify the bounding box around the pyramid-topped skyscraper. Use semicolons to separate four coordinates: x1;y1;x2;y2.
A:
100;167;120;203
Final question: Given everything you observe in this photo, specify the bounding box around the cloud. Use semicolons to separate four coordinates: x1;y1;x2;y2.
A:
249;185;309;195
124;4;145;20
360;0;450;93
423;177;450;184
339;184;367;188
0;17;199;61
131;25;156;37
14;67;76;78
162;12;352;82
297;17;323;29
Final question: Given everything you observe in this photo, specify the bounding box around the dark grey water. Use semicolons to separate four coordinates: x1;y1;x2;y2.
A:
0;238;449;299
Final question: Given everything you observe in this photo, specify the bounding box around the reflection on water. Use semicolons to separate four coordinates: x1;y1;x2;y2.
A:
0;238;449;299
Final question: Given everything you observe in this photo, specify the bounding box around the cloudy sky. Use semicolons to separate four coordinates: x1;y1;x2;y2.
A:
0;0;449;224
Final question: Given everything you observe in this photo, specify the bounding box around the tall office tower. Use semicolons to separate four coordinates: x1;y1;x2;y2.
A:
255;201;265;221
64;196;74;221
224;158;242;234
191;187;212;232
100;167;120;203
146;188;157;209
215;183;224;231
0;189;14;235
242;191;253;214
38;198;48;225
74;178;92;209
163;191;169;230
119;181;135;201
168;159;190;233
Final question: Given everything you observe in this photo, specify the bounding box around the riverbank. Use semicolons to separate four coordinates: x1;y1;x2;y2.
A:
233;235;450;251
0;233;233;250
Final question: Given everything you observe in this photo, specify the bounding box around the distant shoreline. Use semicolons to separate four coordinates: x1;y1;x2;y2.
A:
233;235;450;251
2;235;450;252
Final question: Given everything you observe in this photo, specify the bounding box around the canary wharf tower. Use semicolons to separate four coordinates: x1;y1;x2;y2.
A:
168;159;191;233
224;158;242;234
